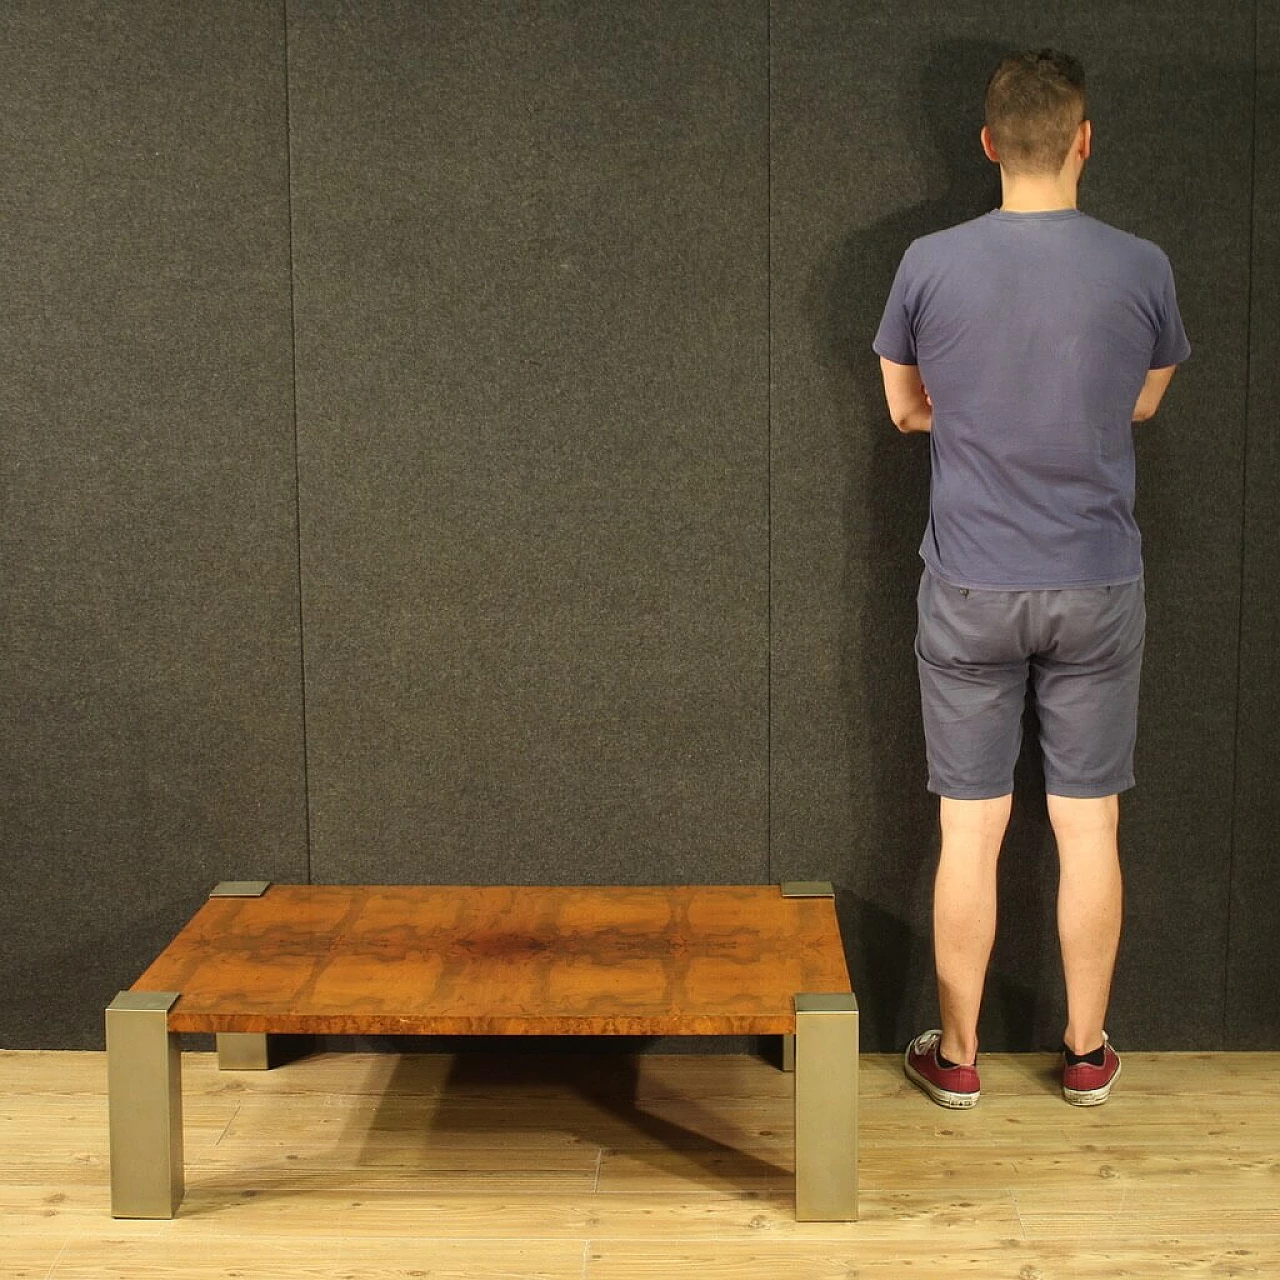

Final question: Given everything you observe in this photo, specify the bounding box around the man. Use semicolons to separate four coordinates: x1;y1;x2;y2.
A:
872;49;1190;1108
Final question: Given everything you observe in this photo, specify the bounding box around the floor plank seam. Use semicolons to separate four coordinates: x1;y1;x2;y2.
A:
38;1236;71;1280
210;1101;240;1149
1010;1186;1029;1241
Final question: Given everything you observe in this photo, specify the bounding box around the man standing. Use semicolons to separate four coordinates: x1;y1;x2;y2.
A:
873;50;1190;1107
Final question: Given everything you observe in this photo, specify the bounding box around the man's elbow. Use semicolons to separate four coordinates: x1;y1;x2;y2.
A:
1133;367;1178;423
891;408;929;434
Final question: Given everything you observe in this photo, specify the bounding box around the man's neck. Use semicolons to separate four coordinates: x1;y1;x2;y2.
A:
998;175;1079;213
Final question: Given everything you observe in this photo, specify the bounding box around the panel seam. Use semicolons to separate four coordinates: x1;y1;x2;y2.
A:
1224;0;1259;1049
765;0;774;887
283;0;313;885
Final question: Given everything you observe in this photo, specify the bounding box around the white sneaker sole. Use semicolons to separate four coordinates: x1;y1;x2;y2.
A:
903;1052;980;1109
1063;1057;1122;1106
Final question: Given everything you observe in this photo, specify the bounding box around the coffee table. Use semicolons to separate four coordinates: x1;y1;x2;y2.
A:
107;882;857;1221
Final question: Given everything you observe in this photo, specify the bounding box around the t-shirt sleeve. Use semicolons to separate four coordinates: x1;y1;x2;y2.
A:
1150;253;1191;368
872;248;918;365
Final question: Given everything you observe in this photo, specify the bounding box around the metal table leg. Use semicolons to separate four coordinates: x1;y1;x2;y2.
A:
106;991;184;1219
793;991;858;1221
216;1033;271;1070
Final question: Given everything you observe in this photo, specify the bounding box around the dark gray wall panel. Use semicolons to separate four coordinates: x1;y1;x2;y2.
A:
3;1;1272;1056
290;2;769;884
1227;4;1280;1049
0;2;306;1048
770;4;1253;1050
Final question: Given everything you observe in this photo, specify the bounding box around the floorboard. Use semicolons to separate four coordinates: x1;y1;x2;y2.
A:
2;1049;1277;1278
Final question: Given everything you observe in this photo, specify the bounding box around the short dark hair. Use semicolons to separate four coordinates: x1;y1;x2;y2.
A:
985;50;1086;176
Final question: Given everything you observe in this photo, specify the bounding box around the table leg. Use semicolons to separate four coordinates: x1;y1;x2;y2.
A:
217;1033;270;1070
781;1034;795;1072
793;992;858;1221
106;992;184;1219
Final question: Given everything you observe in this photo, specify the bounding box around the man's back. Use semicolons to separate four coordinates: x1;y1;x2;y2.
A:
874;209;1190;590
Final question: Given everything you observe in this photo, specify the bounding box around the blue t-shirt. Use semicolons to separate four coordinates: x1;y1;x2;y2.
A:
873;209;1191;590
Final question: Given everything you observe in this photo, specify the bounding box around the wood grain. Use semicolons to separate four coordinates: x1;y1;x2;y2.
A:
4;1049;1280;1279
583;1241;1280;1278
42;1237;587;1280
130;885;851;1036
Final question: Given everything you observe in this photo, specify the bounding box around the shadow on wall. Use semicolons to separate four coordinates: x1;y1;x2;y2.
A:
815;38;1056;1052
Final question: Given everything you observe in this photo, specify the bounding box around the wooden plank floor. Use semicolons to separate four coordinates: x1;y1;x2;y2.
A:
3;1048;1279;1278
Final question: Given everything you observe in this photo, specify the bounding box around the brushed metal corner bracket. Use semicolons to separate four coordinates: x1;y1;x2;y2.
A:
794;991;859;1015
780;881;835;899
210;881;272;898
108;990;181;1015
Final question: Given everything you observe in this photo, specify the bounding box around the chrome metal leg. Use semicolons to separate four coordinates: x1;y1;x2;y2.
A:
106;992;184;1219
794;992;858;1221
217;1032;271;1070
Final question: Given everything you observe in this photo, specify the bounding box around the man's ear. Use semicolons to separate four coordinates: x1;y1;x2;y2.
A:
1079;119;1092;160
980;125;1000;164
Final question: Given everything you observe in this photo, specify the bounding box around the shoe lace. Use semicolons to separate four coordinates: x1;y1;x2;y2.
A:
916;1030;942;1055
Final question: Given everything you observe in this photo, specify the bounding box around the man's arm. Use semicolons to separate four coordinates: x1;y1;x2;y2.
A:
879;357;932;434
1133;365;1178;422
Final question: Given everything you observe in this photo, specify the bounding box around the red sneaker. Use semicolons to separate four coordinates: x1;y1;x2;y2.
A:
903;1030;980;1108
1062;1034;1121;1106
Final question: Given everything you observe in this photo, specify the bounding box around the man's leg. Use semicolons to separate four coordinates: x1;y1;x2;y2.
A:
934;793;1013;1066
913;569;1028;1092
1032;580;1142;1059
1048;792;1122;1055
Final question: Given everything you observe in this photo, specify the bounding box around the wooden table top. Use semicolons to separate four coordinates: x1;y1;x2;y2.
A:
132;884;852;1036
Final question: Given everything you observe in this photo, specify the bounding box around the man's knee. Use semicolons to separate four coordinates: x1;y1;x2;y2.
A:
940;794;1014;846
1047;792;1120;844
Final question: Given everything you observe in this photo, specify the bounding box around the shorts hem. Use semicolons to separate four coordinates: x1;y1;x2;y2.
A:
928;779;1015;801
1044;776;1135;799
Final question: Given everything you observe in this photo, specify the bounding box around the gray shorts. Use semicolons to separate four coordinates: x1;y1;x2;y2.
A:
915;569;1145;800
